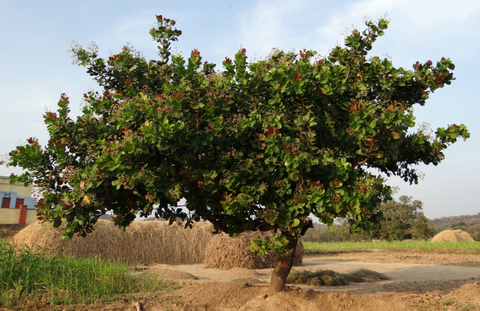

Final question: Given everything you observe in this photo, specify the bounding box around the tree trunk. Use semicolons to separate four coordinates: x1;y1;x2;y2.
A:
268;236;298;294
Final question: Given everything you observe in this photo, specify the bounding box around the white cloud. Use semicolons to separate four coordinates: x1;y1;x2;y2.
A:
234;0;479;62
112;13;155;50
315;0;480;46
237;0;316;57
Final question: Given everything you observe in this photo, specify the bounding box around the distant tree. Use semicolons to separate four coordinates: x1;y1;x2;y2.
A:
319;230;342;242
431;213;480;229
337;218;370;241
301;224;320;242
451;221;466;229
431;225;446;235
8;16;469;293
372;196;434;240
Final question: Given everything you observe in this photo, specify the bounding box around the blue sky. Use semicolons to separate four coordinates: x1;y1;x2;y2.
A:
1;0;478;220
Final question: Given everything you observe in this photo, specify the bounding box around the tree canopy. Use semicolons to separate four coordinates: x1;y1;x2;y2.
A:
8;15;469;292
371;195;433;241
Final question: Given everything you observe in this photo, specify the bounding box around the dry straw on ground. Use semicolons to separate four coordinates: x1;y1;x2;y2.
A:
12;220;213;265
286;268;390;286
204;231;304;269
431;229;474;242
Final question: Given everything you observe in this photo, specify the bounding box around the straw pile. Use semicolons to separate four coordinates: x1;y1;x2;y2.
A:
204;231;304;269
432;229;474;242
11;220;213;265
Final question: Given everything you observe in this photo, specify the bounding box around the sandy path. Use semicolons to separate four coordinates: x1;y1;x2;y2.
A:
298;260;480;294
153;258;480;295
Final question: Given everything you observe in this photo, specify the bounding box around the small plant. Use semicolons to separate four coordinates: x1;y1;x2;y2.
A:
442;298;453;306
461;303;477;311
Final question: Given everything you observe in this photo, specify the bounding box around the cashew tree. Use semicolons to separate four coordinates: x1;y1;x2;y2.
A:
8;15;469;293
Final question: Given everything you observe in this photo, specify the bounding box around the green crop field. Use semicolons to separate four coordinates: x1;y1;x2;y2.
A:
0;240;177;308
303;240;480;252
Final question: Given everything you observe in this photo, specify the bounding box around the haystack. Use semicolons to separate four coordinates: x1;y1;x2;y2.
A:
12;220;213;265
204;231;304;269
432;229;474;242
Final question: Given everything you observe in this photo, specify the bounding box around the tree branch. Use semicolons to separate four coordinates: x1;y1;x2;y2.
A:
342;64;351;86
354;138;375;167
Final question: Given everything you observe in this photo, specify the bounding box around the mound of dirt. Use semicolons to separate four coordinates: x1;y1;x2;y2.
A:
167;283;408;311
449;279;480;298
432;229;474;242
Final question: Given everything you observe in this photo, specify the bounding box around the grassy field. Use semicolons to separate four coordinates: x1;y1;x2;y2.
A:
0;239;177;309
303;240;480;252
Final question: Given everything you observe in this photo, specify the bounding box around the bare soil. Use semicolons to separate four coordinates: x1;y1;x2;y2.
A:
13;249;480;311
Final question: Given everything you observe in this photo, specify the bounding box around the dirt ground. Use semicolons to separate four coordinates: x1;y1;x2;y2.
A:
26;249;480;311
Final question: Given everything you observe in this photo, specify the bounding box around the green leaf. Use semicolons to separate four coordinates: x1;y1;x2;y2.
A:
292;218;300;227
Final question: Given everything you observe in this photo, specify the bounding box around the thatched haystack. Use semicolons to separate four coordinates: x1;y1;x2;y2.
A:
204;231;304;269
432;229;474;242
12;220;213;265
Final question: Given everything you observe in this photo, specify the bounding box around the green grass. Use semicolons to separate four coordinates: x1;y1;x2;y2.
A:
303;240;480;252
0;239;177;308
